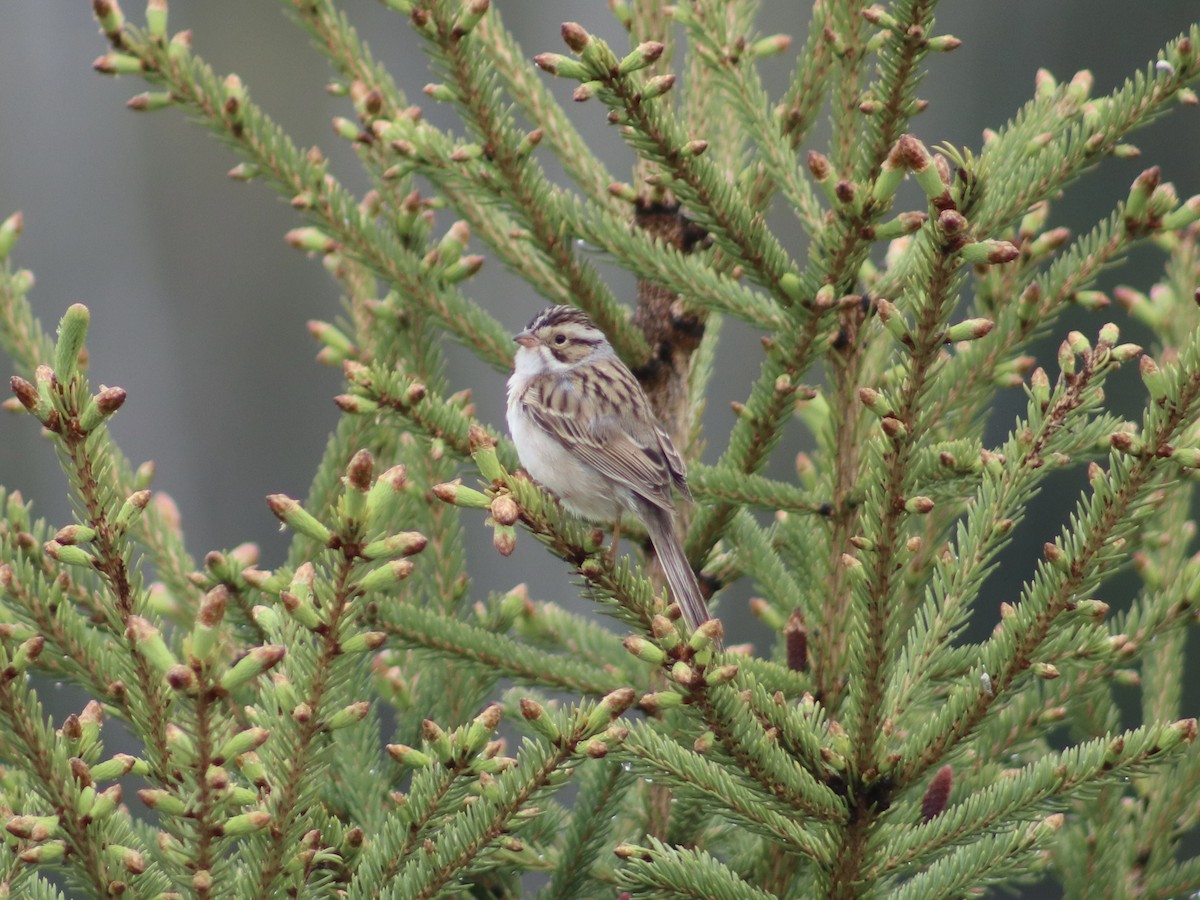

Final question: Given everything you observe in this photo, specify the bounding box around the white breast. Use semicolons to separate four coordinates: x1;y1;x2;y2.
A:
506;369;623;522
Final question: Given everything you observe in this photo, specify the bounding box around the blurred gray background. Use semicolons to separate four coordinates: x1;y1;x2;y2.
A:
1;0;1198;704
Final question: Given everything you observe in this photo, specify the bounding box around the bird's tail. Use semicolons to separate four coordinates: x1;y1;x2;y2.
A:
644;506;712;635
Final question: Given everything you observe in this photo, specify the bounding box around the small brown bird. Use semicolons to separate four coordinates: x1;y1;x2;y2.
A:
505;305;710;632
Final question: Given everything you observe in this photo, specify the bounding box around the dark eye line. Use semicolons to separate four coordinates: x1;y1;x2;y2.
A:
540;331;601;349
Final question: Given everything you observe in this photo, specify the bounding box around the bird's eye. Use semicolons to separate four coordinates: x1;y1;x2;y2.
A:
554;333;567;345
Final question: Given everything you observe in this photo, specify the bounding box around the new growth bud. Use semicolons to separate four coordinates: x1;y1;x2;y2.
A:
943;318;994;343
618;41;664;75
960;240;1020;265
432;480;491;509
219;645;286;692
0;211;23;261
266;495;333;546
79;386;127;432
357;559;416;593
640;74;676;101
533;53;591;81
54;304;90;383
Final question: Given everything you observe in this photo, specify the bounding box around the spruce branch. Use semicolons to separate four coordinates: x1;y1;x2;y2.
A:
902;325;1200;786
677;2;752;190
724;510;814;628
1104;231;1200;893
353;698;558;894
378;601;627;696
928;183;1183;437
728;654;813;697
613;836;782;899
566;198;787;329
0;216;53;374
777;0;837;171
674;672;846;826
973;25;1200;233
0;249;201;615
387;125;786;331
540;24;803;308
287;416;398;568
94;18;514;371
1145;853;1200;900
886;335;1129;728
687;464;826;515
681;11;952;569
818;298;876;701
620;723;835;861
0;561;127;718
537;760;631;900
852;1;947;180
377;692;634;899
1131;501;1191;733
680;1;824;232
308;297;467;629
474;7;619;209
0;672;147;896
928;209;1127;430
0;491;143;704
286;0;651;366
10;306;179;780
741;680;841;784
842;222;973;753
367;748;463;886
225;454;430;897
872;719;1197;877
885;815;1062;900
417;0;651;364
341;361;514;464
330;39;786;335
508;592;632;671
825;0;873;175
682;314;828;565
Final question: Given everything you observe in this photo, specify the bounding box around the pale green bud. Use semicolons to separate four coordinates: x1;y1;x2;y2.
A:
93;53;144;75
618;41;664;75
54;303;89;382
943;318;994;343
0;211;24;260
432;480;491;508
640;74;676;101
145;0;168;39
519;697;561;742
137;788;187;816
216;727;269;763
387;743;433;768
623;635;665;665
266;495;333;545
959;240;1019;265
220;810;272;837
219;645;286;692
357;558;415;593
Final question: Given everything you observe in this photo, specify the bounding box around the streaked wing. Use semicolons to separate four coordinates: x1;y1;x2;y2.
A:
522;372;677;511
654;422;691;502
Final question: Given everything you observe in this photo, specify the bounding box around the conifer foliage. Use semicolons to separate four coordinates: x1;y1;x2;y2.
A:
2;1;1200;896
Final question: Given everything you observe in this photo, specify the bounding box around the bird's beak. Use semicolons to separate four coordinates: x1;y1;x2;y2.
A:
514;331;539;349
